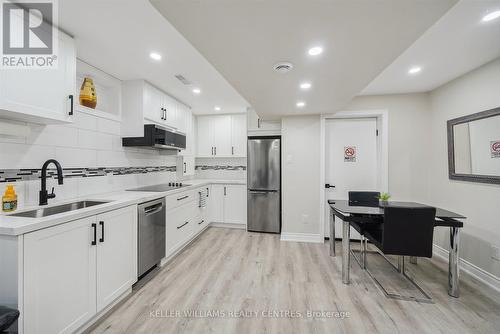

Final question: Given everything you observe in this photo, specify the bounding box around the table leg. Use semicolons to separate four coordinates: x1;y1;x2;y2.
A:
448;227;460;298
329;207;336;257
342;220;350;284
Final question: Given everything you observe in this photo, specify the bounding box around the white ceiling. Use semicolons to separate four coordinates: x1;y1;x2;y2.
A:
151;0;457;119
362;0;500;96
58;0;250;115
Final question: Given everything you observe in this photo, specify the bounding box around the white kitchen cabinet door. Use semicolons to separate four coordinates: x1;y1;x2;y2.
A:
0;32;76;124
213;115;232;157
223;185;247;225
143;83;163;124
176;103;188;134
197;116;214;157
163;95;178;129
23;216;97;334
96;206;137;312
231;114;247;157
181;110;194;156
207;184;224;223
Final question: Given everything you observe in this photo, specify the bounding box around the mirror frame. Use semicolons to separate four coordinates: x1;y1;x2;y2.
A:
447;106;500;185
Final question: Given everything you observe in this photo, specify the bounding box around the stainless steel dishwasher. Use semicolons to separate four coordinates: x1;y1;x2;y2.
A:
138;198;166;278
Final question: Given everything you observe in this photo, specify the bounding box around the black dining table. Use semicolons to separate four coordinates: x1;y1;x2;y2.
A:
328;200;466;298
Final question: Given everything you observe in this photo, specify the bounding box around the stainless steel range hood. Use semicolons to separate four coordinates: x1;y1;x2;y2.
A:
122;124;186;150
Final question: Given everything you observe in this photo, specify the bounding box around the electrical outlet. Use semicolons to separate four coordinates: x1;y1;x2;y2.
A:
492;245;500;261
302;214;309;224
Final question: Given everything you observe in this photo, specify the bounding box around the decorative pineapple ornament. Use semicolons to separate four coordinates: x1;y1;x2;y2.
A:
79;77;97;109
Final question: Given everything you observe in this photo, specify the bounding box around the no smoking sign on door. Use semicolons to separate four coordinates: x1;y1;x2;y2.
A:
344;146;356;162
491;141;500;158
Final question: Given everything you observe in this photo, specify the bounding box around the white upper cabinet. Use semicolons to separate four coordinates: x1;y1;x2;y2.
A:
231;114;247;157
196;114;247;157
0;32;76;124
247;109;281;135
121;80;192;138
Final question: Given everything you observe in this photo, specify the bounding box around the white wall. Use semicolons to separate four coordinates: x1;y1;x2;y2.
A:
429;58;500;278
345;93;432;202
0;111;178;209
281;115;321;235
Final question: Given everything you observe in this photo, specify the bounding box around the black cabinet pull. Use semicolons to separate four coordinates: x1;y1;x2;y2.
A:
206;187;209;197
257;118;260;128
232;146;234;155
99;221;104;243
211;147;214;155
325;184;336;189
184;162;187;173
177;195;189;201
91;223;97;245
224;186;226;196
177;221;189;229
214;147;217;155
198;220;204;225
69;95;74;115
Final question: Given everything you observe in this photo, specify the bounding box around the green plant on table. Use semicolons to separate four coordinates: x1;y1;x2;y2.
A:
378;193;391;201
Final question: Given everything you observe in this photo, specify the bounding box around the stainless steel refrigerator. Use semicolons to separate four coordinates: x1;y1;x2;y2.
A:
247;137;281;233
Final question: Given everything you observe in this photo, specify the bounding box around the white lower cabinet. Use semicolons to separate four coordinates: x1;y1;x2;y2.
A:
206;184;247;226
166;200;196;256
223;185;247;225
96;207;137;312
23;206;137;334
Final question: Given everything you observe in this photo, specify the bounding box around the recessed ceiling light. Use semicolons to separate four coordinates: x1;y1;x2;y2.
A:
308;46;323;56
300;82;312;90
192;88;201;94
408;66;422;75
482;10;500;22
214;106;221;111
296;101;306;108
149;52;162;61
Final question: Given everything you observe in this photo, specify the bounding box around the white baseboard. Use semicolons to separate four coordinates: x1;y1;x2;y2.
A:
433;244;500;293
280;232;323;244
210;222;246;230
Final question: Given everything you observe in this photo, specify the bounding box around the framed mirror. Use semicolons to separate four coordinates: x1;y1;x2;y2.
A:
447;107;500;184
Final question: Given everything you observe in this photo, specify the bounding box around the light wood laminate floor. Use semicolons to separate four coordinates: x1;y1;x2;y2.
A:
88;227;500;334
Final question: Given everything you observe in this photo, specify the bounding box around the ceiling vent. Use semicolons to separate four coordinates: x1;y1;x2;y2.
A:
175;74;192;85
273;62;294;73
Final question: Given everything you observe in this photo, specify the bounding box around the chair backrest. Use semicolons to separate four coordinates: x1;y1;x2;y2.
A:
348;191;380;206
382;206;436;258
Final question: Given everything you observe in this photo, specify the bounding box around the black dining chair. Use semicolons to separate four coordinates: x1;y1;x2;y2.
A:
0;305;19;332
347;191;380;268
363;206;437;302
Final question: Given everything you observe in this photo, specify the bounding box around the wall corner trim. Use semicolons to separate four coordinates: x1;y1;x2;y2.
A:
280;232;323;244
433;244;500;293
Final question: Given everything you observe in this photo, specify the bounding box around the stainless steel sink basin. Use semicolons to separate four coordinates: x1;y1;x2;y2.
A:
10;200;110;218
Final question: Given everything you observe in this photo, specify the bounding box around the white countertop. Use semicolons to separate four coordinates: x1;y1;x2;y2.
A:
0;179;246;236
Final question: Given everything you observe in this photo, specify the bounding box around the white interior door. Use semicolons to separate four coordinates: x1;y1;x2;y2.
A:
325;118;379;239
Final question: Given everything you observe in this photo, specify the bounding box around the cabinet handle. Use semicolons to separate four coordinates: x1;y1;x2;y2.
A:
206;187;209;197
257;118;260;128
91;223;97;245
99;221;104;243
69;95;74;116
184;162;187;173
177;195;189;201
164;109;167;120
232;146;234;155
198;220;204;225
211;147;213;155
224;186;226;196
177;221;189;229
214;147;217;155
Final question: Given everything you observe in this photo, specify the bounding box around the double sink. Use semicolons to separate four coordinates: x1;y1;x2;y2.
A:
9;200;109;218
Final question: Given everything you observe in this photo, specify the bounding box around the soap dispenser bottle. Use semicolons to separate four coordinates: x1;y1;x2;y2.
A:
2;185;18;212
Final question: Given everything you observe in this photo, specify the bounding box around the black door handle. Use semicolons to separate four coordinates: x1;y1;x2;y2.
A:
184;162;186;173
325;184;335;189
69;95;74;115
91;223;97;245
99;221;104;243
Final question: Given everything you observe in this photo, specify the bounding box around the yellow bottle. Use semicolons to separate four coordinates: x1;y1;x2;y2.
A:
2;185;18;212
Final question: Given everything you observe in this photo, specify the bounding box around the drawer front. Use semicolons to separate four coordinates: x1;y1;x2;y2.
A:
166;201;196;255
193;214;208;235
165;189;195;210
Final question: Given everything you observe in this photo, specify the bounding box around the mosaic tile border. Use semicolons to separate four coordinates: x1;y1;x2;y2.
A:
195;165;246;171
0;166;177;183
